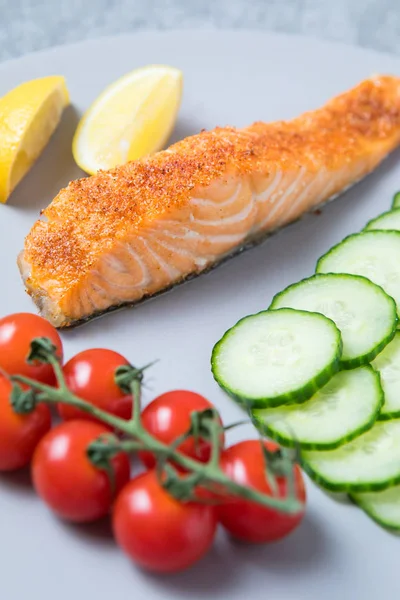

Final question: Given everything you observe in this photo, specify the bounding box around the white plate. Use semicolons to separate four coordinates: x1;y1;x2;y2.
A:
1;29;400;600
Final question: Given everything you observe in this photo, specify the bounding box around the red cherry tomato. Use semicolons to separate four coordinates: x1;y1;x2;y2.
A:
32;420;130;523
58;349;133;423
0;313;63;384
0;375;51;471
139;390;225;469
217;440;306;543
113;470;217;573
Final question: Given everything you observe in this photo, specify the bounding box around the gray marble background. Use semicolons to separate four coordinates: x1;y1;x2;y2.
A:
0;0;400;62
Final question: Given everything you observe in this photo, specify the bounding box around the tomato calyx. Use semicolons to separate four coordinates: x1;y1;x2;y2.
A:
114;361;157;395
260;442;300;497
10;382;38;414
26;336;60;365
261;441;298;477
159;464;204;502
86;433;118;497
87;432;121;466
187;407;218;448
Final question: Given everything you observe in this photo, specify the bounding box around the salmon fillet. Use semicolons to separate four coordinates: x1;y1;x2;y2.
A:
18;75;400;328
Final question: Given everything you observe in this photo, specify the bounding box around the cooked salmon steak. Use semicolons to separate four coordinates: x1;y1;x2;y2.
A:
18;76;400;328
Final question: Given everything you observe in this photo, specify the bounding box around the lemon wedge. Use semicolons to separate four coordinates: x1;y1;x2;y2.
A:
0;76;70;203
72;64;183;175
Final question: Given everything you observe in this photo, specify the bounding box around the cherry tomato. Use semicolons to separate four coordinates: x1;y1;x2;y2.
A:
0;313;63;384
139;390;225;469
113;470;217;573
32;420;130;523
0;375;51;471
217;440;306;543
58;349;132;423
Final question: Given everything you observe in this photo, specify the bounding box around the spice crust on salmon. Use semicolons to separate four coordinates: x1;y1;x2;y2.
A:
18;75;400;327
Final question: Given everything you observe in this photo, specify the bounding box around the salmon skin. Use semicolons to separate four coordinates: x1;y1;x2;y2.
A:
18;75;400;328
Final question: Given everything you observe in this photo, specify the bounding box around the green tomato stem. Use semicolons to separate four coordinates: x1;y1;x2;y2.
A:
48;355;68;391
209;420;222;469
11;374;129;432
10;368;303;515
131;378;143;428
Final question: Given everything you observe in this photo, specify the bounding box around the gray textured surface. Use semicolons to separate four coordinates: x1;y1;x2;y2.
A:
1;0;400;62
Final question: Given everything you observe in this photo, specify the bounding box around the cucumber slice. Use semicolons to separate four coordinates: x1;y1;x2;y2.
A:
392;191;400;208
350;485;400;531
316;231;400;318
372;332;400;419
269;274;397;369
211;308;342;408
365;208;400;232
252;366;383;450
302;420;400;492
